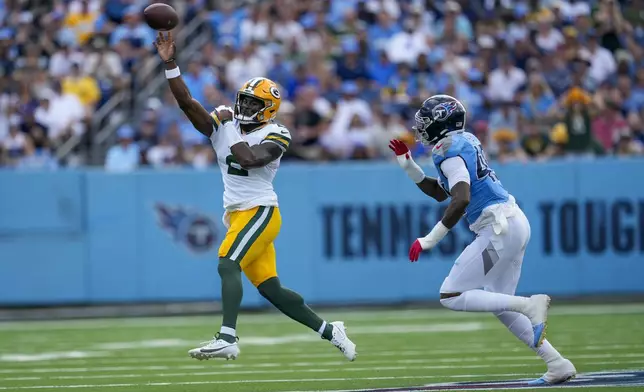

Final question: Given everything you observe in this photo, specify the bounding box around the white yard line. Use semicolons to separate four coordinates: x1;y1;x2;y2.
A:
0;373;534;390
1;303;642;332
1;352;643;375
2;359;643;382
0;322;486;363
5;342;641;367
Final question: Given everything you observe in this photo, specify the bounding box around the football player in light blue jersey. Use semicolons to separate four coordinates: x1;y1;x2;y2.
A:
389;95;576;386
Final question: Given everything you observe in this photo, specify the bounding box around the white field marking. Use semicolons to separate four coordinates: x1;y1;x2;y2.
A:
2;351;643;376
0;352;107;362
0;322;486;363
280;382;644;392
8;341;643;366
3;343;644;370
1;303;643;332
0;373;535;390
4;359;644;382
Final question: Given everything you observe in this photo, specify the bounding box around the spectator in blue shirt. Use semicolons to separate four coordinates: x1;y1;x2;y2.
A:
522;76;557;120
456;69;485;121
367;13;400;59
209;2;245;49
286;63;320;99
335;38;370;82
183;61;217;106
388;63;419;103
105;125;140;172
109;7;155;48
434;1;473;41
624;70;644;113
367;50;396;87
268;50;294;96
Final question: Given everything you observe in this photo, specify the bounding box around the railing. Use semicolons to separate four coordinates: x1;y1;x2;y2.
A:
56;15;211;166
134;34;210;112
133;16;210;111
89;90;132;165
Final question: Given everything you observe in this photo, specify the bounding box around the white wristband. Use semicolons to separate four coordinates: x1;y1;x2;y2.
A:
418;221;449;250
165;67;181;79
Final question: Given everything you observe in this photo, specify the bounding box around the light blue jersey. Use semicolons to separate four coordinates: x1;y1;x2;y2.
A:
432;132;509;225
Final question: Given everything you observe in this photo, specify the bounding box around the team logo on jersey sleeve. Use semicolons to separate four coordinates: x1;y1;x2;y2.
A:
432;101;459;122
155;203;218;253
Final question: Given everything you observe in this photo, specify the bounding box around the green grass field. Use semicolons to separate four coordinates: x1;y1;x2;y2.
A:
1;303;643;392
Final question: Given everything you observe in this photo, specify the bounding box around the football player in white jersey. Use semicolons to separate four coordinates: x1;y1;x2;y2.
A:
155;32;356;361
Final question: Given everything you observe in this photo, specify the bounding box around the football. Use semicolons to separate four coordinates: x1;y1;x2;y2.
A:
143;3;179;31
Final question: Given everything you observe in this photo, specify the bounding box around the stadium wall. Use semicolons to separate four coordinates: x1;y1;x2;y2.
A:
1;159;643;306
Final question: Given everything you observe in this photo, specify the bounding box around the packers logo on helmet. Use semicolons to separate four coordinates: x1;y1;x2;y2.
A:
235;77;282;124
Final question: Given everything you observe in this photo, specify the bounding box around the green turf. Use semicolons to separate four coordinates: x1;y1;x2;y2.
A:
0;304;643;392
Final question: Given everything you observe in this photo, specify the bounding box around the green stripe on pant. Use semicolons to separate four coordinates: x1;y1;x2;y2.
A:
233;207;275;262
225;206;274;262
224;206;266;262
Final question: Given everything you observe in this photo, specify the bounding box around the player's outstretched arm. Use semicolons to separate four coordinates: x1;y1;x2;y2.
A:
389;139;448;202
154;32;214;138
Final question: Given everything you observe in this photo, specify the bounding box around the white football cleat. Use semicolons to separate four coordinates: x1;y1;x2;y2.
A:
528;357;577;385
188;336;240;361
524;294;550;347
329;321;357;361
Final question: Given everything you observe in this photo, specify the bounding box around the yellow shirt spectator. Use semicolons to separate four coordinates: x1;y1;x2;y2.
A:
62;72;101;108
64;11;98;45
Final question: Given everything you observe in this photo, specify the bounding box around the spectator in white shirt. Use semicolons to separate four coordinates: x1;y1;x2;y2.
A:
49;45;84;78
240;4;270;46
1;116;31;167
225;45;267;91
321;82;373;158
582;33;617;84
387;19;430;66
105;125;140;172
146;134;180;169
535;12;564;53
34;85;85;144
83;38;126;89
487;54;527;103
271;8;305;49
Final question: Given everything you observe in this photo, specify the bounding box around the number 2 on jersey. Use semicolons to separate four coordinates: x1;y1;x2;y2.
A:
474;146;498;182
226;155;248;176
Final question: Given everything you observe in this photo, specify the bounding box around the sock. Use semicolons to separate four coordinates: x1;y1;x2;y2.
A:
258;277;333;340
218;258;243;343
220;326;236;338
440;289;530;313
317;320;334;340
495;310;563;363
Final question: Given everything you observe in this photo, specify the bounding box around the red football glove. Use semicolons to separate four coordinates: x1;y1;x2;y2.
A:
389;139;410;158
409;239;423;262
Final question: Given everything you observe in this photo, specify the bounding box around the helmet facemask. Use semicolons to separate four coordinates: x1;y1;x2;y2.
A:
234;92;270;124
414;111;443;145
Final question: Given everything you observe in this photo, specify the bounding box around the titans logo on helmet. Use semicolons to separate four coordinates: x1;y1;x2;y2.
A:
432;101;459;122
155;203;218;253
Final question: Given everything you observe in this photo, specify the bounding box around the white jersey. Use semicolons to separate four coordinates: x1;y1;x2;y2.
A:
210;120;291;211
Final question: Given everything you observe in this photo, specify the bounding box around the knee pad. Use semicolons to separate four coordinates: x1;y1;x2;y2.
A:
218;258;241;278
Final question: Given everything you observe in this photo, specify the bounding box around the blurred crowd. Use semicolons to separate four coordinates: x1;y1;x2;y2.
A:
1;0;644;171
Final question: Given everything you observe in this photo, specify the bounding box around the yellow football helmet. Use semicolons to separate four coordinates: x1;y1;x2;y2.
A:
234;77;282;124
